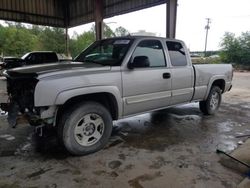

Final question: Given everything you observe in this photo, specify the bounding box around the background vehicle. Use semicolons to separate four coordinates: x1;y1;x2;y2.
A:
0;36;233;155
22;51;59;65
0;51;71;70
0;57;25;70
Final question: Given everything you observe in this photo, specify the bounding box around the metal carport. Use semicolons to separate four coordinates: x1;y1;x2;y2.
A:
0;0;177;40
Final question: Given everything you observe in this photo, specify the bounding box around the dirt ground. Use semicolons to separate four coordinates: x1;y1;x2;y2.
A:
0;72;249;188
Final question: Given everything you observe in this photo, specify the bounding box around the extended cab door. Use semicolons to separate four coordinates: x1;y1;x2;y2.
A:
122;39;172;116
166;40;194;105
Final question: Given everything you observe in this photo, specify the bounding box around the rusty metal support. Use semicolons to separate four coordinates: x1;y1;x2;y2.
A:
95;0;104;40
166;0;177;38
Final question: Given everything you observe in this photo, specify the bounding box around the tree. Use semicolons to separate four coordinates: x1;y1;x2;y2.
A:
103;23;115;38
69;31;95;58
115;26;130;37
37;27;66;53
0;21;130;58
0;24;38;56
90;23;116;39
220;31;250;66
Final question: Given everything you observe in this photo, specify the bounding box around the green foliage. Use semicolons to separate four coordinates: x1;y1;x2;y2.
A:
220;31;250;66
0;24;38;57
0;22;130;58
37;27;66;53
192;57;221;64
69;24;130;58
115;26;130;37
103;23;116;38
90;23;116;38
69;31;95;58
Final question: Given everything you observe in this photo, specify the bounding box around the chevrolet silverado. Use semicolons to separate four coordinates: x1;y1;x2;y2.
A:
0;36;233;155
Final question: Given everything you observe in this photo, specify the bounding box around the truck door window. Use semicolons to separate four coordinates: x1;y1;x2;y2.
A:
132;40;166;67
166;41;187;66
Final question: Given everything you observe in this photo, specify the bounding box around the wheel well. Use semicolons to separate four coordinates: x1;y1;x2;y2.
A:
56;93;119;123
212;79;225;93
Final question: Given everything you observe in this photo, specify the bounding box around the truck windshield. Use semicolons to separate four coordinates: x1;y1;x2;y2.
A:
74;38;133;66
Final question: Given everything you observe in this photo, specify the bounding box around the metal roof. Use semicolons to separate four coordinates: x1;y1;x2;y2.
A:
0;0;166;28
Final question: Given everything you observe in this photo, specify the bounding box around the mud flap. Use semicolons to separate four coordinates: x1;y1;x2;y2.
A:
7;102;19;128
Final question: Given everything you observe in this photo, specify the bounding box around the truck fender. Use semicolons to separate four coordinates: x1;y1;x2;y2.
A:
54;86;123;118
204;75;226;100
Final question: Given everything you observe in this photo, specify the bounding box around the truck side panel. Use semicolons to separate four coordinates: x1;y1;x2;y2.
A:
169;65;194;105
192;64;233;101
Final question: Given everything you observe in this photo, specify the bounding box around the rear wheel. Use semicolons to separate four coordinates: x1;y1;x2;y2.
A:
58;102;113;155
199;86;222;115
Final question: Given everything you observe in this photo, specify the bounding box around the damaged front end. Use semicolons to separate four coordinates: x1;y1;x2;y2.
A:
2;70;41;128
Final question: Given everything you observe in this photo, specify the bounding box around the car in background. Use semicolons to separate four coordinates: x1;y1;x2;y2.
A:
0;57;25;70
22;51;66;65
0;51;71;70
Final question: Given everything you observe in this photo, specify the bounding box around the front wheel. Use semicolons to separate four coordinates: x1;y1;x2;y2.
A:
58;102;113;155
199;86;222;115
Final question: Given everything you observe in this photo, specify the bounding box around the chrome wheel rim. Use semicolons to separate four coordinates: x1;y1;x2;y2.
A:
210;92;219;110
74;113;104;146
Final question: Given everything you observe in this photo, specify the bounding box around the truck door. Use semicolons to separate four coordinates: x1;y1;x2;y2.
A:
122;39;172;116
166;41;194;105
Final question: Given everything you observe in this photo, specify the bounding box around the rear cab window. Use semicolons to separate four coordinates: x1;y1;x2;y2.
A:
166;41;188;66
132;40;166;67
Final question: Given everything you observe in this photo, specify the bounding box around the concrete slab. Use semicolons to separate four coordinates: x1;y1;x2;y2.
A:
0;72;249;187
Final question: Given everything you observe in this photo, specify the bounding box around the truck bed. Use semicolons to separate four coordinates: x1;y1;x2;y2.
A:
192;64;233;101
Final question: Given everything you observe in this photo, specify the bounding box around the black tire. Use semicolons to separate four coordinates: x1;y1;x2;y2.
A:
199;86;222;115
57;101;113;156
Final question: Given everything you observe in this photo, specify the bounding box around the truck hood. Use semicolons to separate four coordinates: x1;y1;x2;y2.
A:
5;62;111;79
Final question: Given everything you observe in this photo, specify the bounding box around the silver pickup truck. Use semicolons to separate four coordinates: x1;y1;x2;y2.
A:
0;36;233;155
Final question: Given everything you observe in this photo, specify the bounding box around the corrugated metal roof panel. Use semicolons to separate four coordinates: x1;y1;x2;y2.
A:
0;0;167;27
0;0;65;27
104;0;166;18
68;0;94;27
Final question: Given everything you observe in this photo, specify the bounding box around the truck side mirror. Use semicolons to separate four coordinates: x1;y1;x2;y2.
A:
128;56;150;69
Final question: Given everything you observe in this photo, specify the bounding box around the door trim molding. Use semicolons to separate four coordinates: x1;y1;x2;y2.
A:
125;91;171;105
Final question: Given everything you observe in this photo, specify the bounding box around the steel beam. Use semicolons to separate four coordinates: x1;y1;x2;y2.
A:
166;0;177;38
94;0;104;40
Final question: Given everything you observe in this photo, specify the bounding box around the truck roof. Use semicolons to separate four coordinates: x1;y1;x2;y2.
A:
102;35;184;43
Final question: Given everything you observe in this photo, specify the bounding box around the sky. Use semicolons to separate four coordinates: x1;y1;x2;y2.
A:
69;0;250;51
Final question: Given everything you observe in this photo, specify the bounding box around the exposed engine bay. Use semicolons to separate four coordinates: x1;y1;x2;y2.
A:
3;71;40;127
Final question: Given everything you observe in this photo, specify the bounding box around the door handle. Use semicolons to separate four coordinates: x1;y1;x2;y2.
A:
163;72;171;79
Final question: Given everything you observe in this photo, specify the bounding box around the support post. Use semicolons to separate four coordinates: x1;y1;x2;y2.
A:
95;0;104;40
166;0;177;38
63;0;70;56
65;27;69;57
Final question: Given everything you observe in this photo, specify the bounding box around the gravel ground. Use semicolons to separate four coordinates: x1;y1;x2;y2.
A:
0;72;249;188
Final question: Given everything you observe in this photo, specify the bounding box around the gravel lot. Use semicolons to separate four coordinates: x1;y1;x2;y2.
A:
0;72;249;188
